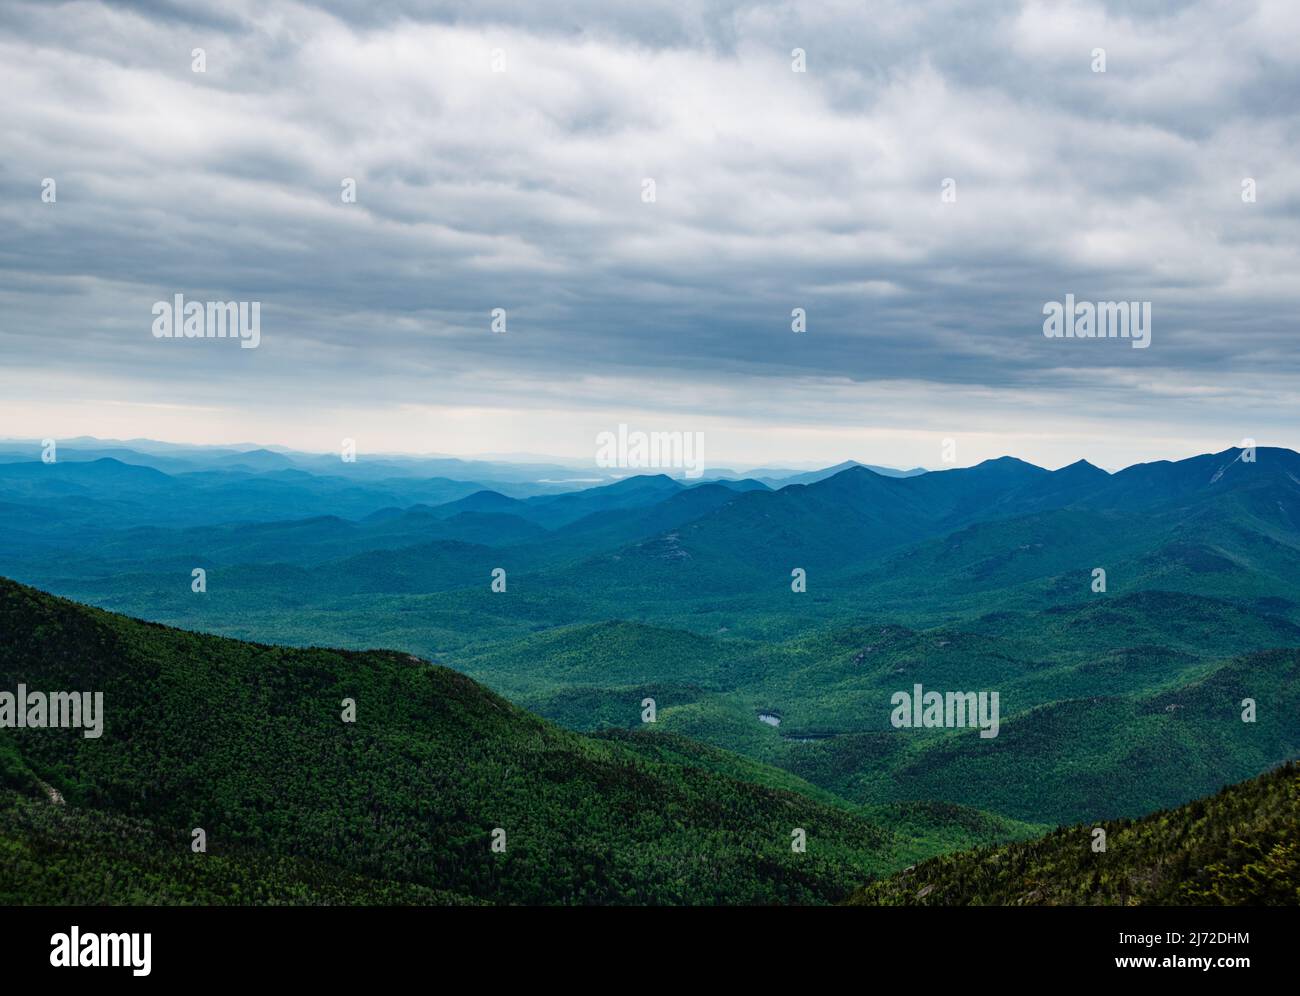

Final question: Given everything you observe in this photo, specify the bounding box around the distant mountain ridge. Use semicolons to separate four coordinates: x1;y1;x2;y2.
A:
0;437;924;489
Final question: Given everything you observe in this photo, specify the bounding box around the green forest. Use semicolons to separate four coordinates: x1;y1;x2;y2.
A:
3;446;1300;905
851;760;1300;906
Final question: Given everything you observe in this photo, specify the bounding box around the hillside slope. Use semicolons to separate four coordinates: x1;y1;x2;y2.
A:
0;576;1029;905
848;761;1300;906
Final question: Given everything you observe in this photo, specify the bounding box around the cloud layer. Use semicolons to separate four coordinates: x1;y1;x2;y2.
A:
2;0;1298;469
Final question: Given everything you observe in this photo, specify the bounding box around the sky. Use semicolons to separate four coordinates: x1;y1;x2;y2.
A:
1;0;1298;472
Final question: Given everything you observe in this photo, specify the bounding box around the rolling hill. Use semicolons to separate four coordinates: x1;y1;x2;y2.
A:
0;576;1033;905
848;761;1300;906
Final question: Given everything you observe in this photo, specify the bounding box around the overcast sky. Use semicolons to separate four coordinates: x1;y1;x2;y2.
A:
1;0;1298;471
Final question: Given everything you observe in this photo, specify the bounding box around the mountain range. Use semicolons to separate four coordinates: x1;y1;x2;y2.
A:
2;440;1298;904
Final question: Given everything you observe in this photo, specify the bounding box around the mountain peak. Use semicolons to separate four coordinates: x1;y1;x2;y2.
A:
973;456;1045;471
1053;458;1110;478
603;473;683;491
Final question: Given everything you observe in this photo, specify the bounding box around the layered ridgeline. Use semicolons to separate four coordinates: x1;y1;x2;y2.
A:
848;761;1300;906
8;445;1300;626
2;445;1299;839
0;577;1036;905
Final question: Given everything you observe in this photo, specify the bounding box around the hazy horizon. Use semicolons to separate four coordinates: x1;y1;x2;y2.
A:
2;430;1279;477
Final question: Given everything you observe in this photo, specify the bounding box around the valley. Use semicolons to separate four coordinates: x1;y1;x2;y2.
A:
1;441;1298;903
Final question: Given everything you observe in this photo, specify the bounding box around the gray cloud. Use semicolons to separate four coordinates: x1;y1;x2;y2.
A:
1;0;1298;468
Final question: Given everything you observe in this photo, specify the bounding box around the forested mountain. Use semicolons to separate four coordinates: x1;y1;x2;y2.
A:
848;761;1300;906
0;577;1034;905
2;442;1298;904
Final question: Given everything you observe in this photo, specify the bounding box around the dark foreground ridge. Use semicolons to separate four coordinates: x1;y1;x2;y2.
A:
849;760;1300;906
